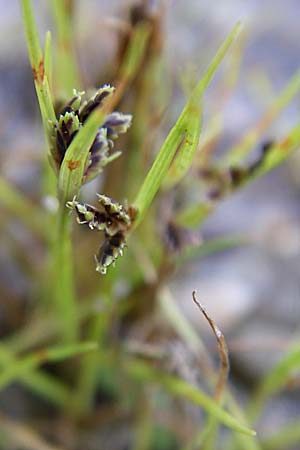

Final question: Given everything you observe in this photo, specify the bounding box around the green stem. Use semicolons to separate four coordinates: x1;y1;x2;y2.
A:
52;202;78;342
72;294;111;416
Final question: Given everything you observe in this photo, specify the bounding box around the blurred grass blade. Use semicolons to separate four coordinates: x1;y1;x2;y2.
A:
125;358;256;436
44;341;98;361
175;202;214;228
234;125;300;191
261;420;300;450
0;176;47;240
225;72;300;166
158;287;205;354
248;125;300;178
0;345;70;407
0;342;98;392
21;0;56;147
51;0;81;96
250;342;300;416
133;23;241;224
225;391;262;450
119;23;151;82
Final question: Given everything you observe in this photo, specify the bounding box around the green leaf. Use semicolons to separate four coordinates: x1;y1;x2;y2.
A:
119;22;151;82
20;0;43;68
133;22;241;225
125;358;256;436
21;0;56;156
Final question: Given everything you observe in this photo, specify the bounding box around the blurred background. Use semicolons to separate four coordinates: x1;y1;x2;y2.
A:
0;1;300;449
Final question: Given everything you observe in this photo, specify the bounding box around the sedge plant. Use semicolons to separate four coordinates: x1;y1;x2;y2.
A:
0;1;299;449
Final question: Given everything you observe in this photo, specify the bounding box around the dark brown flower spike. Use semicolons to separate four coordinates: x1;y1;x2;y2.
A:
53;85;132;183
67;194;136;274
95;231;127;275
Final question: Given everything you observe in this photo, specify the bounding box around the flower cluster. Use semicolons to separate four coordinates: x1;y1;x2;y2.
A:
53;85;132;184
67;195;136;274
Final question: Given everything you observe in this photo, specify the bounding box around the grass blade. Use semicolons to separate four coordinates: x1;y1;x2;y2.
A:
163;106;202;189
52;203;78;342
0;345;70;407
158;287;205;354
119;22;151;83
252;344;300;414
0;342;98;392
261;420;300;450
247;125;300;179
133;22;241;224
58;22;151;202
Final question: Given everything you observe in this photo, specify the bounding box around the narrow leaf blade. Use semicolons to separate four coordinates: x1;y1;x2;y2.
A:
133;23;241;223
